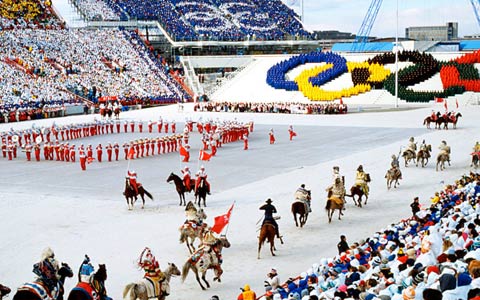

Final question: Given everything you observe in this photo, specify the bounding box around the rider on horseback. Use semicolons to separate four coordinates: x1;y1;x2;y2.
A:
32;247;60;294
78;255;94;283
181;166;192;192
473;142;480;156
259;198;282;241
390;153;402;180
419;140;430;158
138;248;165;288
295;184;311;212
439;140;450;158
406;137;417;157
430;110;437;121
354;165;369;197
127;170;140;194
327;177;346;206
195;166;211;195
184;201;204;227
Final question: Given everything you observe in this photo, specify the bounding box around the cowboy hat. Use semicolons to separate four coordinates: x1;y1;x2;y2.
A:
266;198;272;204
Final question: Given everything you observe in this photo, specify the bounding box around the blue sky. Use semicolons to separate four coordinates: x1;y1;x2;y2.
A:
282;0;480;38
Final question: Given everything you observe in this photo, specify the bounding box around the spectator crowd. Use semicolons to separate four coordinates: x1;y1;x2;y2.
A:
195;102;348;115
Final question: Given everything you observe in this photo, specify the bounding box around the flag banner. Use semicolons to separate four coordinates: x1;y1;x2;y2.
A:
179;145;188;157
127;148;135;159
456;99;459;109
211;203;234;234
199;150;212;161
435;97;444;103
444;99;448;111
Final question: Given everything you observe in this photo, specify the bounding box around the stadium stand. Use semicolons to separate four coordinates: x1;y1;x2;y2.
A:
0;0;64;29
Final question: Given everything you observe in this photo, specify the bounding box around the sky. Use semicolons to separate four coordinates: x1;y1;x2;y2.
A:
282;0;480;38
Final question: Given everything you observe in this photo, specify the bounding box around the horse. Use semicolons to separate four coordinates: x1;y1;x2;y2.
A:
325;197;344;223
195;177;208;208
291;190;311;228
0;284;11;300
179;209;208;254
123;262;181;300
472;153;479;169
13;263;74;300
402;149;416;167
166;173;194;206
423;112;441;129
181;236;231;290
257;221;277;259
124;178;153;210
385;167;401;190
416;145;432;167
436;152;451;171
345;174;370;207
67;264;108;300
444;112;462;129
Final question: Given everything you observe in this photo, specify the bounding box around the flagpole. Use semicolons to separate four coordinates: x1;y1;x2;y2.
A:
223;201;235;236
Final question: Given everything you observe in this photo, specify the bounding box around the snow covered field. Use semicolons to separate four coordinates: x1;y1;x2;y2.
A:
0;103;479;300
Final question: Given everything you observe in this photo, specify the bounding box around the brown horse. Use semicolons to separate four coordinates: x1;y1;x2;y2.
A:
179;209;208;254
444;112;462;129
258;222;276;259
167;173;194;206
291;190;311;228
181;236;231;290
416;145;431;167
385;167;401;190
114;107;120;120
123;262;181;300
436;152;451;171
67;264;108;300
472;153;479;169
402;149;416;167
13;263;74;300
124;178;153;210
0;284;11;300
423;112;441;129
325;198;344;223
345;174;370;207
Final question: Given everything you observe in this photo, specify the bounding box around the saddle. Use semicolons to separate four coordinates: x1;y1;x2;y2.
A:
17;281;59;300
141;277;166;299
71;282;98;300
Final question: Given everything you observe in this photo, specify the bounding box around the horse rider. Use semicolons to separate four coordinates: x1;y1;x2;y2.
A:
127;170;140;194
259;198;282;242
326;177;346;209
390;154;402;179
201;230;223;266
195;165;211;195
181;166;192;192
78;255;94;283
419;140;430;158
294;184;312;212
138;248;165;289
472;142;480;160
406;137;417;157
184;201;204;226
439;140;450;159
354;165;369;197
32;247;60;294
430;110;437;121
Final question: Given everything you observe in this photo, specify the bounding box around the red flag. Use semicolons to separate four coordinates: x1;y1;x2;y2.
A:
456;99;459;109
211;203;234;234
444;99;448;111
179;145;188;157
435;97;444;103
339;98;343;105
127;147;135;160
87;157;95;164
199;150;212;161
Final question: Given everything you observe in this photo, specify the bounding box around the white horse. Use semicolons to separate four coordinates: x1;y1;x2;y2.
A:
123;262;181;300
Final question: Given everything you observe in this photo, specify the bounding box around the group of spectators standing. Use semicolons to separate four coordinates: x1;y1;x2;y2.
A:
195;102;348;115
246;172;480;300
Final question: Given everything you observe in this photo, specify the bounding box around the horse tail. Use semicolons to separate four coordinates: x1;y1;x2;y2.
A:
143;189;154;200
325;199;331;210
123;283;136;300
179;230;186;243
181;261;191;282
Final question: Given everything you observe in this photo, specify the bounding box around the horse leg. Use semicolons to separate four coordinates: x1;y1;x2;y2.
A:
270;237;276;256
202;196;206;207
258;241;262;259
328;209;332;223
201;272;210;288
141;195;145;209
293;212;298;227
193;269;206;290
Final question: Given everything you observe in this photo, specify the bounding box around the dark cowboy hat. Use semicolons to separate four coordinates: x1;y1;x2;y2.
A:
266;198;272;204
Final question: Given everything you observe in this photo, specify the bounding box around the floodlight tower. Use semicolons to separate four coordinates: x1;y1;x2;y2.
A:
470;0;480;27
351;0;383;52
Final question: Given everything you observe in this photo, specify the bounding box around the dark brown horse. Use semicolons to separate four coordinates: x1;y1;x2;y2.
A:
325;197;344;223
258;222;276;259
385;167;401;190
416;145;431;167
181;236;231;290
195;177;208;208
13;263;73;300
436;112;462;130
114;107;120;120
291;190;311;228
472;153;479;169
166;173;194;206
0;284;11;300
67;264;108;300
124;178;153;210
423;112;441;129
345;174;370;207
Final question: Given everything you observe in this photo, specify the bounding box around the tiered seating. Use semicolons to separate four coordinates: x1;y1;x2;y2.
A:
0;0;63;29
0;28;187;120
72;0;121;21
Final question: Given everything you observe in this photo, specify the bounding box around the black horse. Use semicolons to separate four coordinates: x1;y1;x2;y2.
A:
166;172;194;206
14;263;73;300
195;177;208;207
0;284;11;300
68;264;108;300
123;178;153;210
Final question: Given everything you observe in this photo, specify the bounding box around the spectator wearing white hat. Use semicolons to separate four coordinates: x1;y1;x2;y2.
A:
266;267;280;291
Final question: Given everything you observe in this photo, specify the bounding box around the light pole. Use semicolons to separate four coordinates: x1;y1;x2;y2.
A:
394;0;399;108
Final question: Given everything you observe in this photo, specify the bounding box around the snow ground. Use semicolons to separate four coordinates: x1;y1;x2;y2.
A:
0;103;479;300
